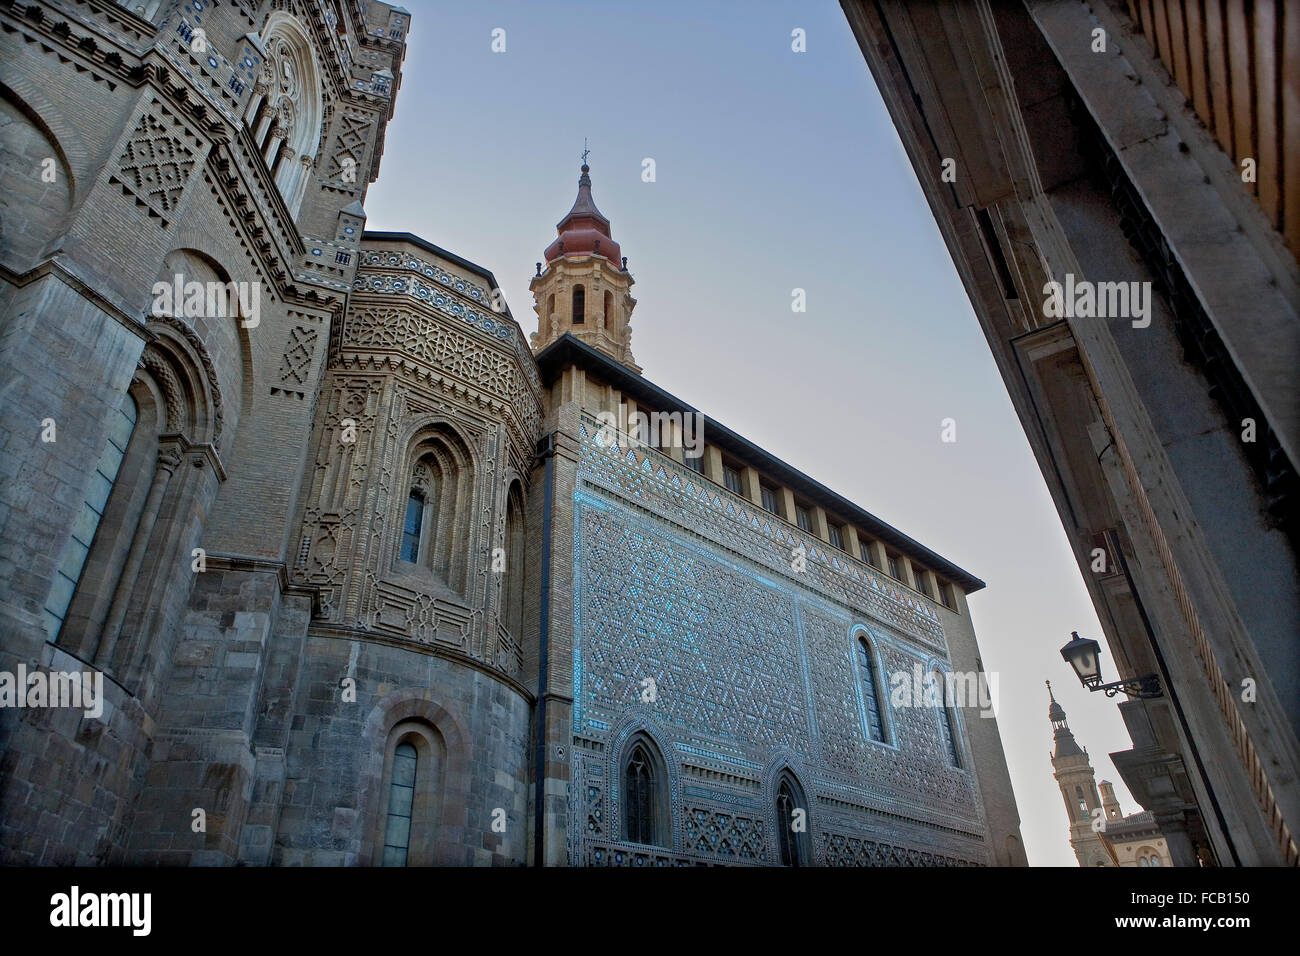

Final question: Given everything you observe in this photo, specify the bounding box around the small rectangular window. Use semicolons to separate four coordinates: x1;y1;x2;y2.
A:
827;523;844;550
887;552;902;580
795;504;813;533
760;483;781;516
914;568;932;597
862;538;878;568
684;451;705;474
722;463;744;495
938;580;955;609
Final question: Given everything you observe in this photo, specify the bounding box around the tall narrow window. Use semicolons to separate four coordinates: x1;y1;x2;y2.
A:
861;538;879;568
886;552;902;580
827;523;844;550
603;289;613;327
504;485;525;637
857;637;887;743
624;743;657;845
934;669;961;767
572;285;585;324
381;742;417;866
45;394;137;640
722;463;744;495
795;503;813;532
938;580;955;609
400;492;424;563
760;483;781;516
684;450;705;474
914;567;932;598
776;777;806;866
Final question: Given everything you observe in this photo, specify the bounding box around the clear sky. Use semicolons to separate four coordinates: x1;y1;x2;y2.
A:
363;0;1137;866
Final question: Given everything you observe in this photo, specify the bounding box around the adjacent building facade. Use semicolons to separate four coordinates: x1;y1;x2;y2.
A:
843;0;1300;866
1;0;1024;865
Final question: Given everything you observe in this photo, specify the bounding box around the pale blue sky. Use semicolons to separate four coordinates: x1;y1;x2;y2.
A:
363;0;1135;866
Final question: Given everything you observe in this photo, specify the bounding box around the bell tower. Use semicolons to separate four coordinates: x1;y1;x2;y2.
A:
1048;681;1114;866
530;159;640;372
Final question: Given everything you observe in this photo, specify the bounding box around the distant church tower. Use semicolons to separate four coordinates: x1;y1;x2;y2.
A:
1048;681;1114;867
530;160;641;371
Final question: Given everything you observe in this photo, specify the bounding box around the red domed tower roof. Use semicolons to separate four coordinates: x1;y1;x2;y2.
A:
543;163;622;266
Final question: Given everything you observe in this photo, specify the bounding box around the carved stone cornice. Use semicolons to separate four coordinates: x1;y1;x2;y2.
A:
332;350;538;467
0;0;150;83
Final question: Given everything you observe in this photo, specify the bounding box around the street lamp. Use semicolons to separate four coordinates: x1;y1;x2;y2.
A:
1059;631;1162;699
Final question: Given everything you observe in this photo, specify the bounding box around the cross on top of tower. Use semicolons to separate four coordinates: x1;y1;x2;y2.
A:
581;138;590;167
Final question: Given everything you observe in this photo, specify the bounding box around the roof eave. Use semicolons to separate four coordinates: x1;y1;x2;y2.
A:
535;334;986;593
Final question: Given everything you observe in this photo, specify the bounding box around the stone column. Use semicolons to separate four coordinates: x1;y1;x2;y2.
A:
94;443;183;672
844;525;864;561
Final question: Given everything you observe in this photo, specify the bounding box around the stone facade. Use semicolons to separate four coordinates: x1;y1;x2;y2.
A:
842;0;1300;866
1;0;1025;865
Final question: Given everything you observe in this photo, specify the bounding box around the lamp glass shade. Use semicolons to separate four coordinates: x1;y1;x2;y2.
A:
1060;632;1103;684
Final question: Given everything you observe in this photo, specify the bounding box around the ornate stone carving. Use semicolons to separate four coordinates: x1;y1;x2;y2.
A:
275;325;319;396
568;412;985;865
113;107;197;222
822;831;980;867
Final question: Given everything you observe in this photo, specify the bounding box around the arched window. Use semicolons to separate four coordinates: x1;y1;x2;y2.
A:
603;289;613;328
775;773;808;866
1076;786;1087;815
572;285;585;324
373;720;446;866
503;482;525;636
400;490;424;563
246;13;324;217
624;743;656;844
381;741;417;866
394;434;470;595
44;393;137;640
856;636;887;743
933;668;961;767
621;734;668;847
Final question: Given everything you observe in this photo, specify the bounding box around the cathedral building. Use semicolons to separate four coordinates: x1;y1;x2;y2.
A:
0;0;1024;865
1048;683;1174;867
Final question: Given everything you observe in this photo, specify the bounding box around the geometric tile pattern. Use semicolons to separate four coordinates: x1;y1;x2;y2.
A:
684;807;766;861
277;326;318;386
575;416;947;649
115;110;196;221
575;498;810;751
571;413;988;865
822;831;980;867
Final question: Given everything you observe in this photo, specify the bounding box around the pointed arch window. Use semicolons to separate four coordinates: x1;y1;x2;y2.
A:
572;285;585;324
856;636;887;743
775;775;807;866
933;669;962;767
44;393;137;640
620;735;668;847
395;436;472;594
381;742;417;866
503;483;525;636
624;743;656;845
